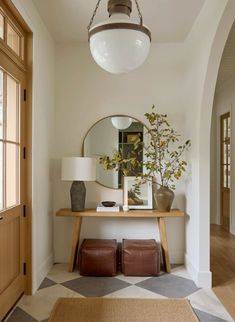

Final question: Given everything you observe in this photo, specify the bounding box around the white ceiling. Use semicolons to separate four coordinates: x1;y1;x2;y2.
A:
32;0;205;43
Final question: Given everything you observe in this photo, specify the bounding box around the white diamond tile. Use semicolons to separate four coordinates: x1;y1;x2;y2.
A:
171;266;192;280
47;263;81;283
18;284;84;321
103;285;167;299
187;288;234;322
115;274;152;285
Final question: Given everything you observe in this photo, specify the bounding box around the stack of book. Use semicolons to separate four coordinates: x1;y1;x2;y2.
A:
96;204;120;212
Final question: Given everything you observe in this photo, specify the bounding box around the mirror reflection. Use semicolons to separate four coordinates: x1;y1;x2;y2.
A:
83;116;149;189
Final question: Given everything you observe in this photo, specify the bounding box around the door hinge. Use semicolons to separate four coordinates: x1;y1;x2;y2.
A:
23;205;26;217
24;89;27;102
23;147;26;159
23;262;26;275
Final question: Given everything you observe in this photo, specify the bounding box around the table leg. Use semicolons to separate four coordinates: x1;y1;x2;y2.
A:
158;217;171;273
69;217;82;272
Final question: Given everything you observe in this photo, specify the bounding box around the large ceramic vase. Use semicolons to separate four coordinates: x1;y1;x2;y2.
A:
154;186;175;212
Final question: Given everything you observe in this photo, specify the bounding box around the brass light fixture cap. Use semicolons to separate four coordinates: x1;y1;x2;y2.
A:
89;23;151;42
108;0;132;17
88;0;151;42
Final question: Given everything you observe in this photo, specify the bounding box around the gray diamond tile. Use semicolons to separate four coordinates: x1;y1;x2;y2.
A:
7;307;37;322
194;308;230;322
62;277;131;297
38;278;56;290
136;274;200;298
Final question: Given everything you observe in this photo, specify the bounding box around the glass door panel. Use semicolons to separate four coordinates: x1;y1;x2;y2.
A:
221;113;231;188
0;68;20;211
0;69;3;139
7;23;20;56
7;74;19;142
0;13;3;39
220;112;231;232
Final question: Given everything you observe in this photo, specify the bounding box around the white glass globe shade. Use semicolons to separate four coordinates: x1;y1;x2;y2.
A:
90;25;151;74
111;117;132;129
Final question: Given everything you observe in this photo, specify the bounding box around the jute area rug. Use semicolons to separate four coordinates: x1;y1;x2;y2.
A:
49;298;199;322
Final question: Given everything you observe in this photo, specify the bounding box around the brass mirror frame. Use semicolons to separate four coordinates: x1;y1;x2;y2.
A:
82;114;148;190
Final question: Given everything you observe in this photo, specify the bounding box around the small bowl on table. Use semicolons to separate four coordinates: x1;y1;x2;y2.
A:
101;201;116;207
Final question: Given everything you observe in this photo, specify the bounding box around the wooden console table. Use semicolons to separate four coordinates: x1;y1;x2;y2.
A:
56;209;184;274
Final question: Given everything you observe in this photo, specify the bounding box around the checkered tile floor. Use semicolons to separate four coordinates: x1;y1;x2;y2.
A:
5;264;234;322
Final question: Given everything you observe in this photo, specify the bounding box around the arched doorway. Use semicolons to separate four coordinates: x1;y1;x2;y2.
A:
194;0;235;318
210;20;235;318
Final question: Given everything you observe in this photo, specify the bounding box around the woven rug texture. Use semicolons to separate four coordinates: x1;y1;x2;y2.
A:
49;298;199;322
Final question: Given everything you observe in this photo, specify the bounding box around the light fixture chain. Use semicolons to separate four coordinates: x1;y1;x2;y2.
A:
87;0;102;31
134;0;143;25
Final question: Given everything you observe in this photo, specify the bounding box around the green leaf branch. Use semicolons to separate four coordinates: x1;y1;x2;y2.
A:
99;106;191;190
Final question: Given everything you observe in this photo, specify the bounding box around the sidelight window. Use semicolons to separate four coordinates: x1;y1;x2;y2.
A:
0;12;4;39
0;68;20;210
221;113;231;189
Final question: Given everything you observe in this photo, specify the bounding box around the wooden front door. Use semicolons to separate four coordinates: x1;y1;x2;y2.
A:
0;35;27;322
220;113;231;232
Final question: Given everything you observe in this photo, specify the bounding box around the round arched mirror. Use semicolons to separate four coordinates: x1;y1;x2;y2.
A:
83;115;150;189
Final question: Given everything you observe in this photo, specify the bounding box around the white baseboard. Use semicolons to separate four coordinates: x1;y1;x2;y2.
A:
230;224;235;236
185;253;197;281
196;270;212;288
33;253;54;293
185;253;212;288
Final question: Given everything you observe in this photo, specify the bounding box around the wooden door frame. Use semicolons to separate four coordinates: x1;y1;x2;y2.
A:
220;112;231;231
0;0;32;295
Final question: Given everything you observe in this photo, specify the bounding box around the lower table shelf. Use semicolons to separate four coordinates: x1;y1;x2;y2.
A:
56;208;185;273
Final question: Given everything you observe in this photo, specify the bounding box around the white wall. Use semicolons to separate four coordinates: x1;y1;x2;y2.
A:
53;43;187;265
211;77;235;235
12;0;55;292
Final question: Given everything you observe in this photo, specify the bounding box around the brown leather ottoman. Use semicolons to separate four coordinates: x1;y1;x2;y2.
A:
79;239;118;276
122;239;161;276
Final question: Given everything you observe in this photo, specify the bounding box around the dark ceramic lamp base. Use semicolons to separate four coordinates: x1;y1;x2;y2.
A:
70;181;86;212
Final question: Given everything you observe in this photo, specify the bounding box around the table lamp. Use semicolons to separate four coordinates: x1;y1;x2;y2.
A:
61;157;96;211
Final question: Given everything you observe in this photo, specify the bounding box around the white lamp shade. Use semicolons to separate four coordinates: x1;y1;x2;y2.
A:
111;116;132;130
61;157;96;181
90;28;150;74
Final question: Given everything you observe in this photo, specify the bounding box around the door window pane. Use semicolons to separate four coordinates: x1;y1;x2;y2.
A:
223;118;227;138
227;144;231;164
228;117;231;137
0;13;4;39
0;70;3;139
0;142;3;210
228;165;231;189
223;165;227;188
7;23;20;56
7;74;19;142
223;142;226;164
6;143;19;208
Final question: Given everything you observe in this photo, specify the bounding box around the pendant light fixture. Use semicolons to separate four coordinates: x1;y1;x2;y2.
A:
88;0;151;74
